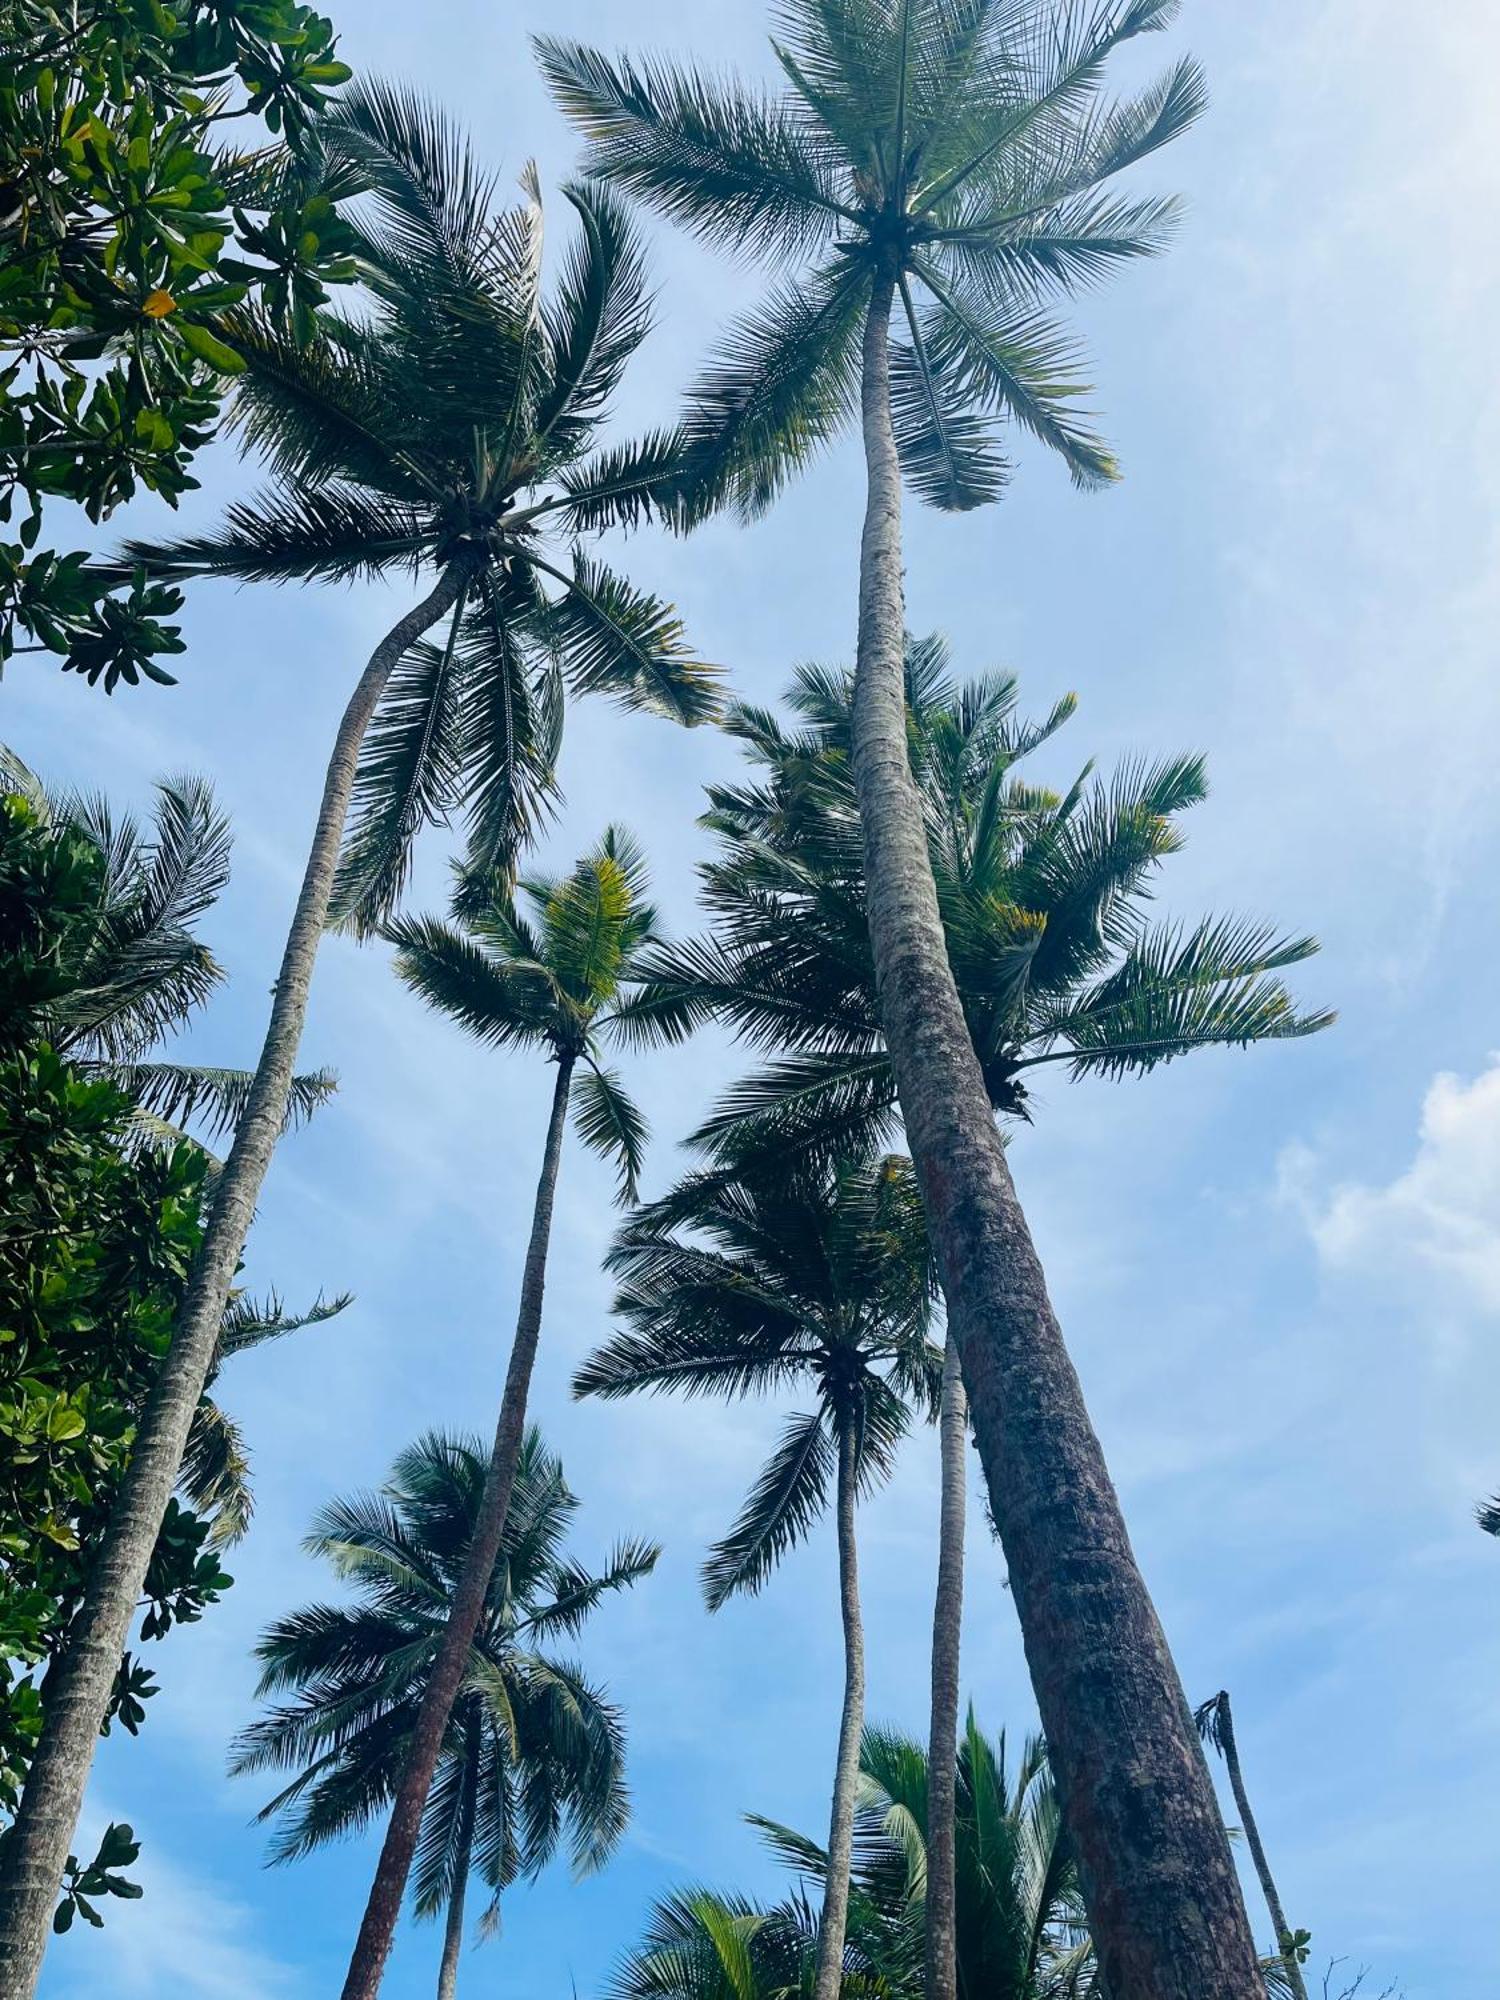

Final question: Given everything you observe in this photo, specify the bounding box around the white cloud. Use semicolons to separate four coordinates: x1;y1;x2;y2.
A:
1282;1059;1500;1313
43;1810;303;2000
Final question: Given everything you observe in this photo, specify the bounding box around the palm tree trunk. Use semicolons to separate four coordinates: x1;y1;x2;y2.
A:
435;1728;480;2000
925;1332;966;2000
0;559;473;2000
341;1050;576;2000
1210;1691;1308;2000
812;1418;865;2000
846;267;1261;2000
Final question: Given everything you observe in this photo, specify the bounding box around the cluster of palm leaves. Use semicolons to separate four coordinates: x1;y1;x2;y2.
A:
231;1430;655;1998
609;1718;1097;2000
0;7;1337;2000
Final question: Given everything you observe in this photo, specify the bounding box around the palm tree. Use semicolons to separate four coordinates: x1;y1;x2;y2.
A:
0;748;334;1139
577;1153;939;2000
608;1715;1095;1999
617;640;1329;2000
0;85;715;1990
231;1428;657;1999
1195;1691;1310;2000
538;8;1265;1990
337;831;664;1993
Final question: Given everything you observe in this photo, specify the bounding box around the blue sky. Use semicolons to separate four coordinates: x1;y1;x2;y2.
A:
9;1;1500;1993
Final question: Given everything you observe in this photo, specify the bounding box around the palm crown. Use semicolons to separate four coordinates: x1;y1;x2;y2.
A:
608;1715;1094;1998
618;636;1333;1163
230;1427;657;1929
386;828;662;1203
539;0;1205;515
119;82;718;932
578;1154;939;1607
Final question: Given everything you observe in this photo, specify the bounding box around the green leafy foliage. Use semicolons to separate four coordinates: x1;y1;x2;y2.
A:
581;1153;939;1608
617;636;1332;1168
117;87;719;937
0;0;358;687
0;791;343;1921
539;0;1206;519
605;1716;1097;1998
231;1429;657;1946
388;829;666;1203
53;1820;142;1934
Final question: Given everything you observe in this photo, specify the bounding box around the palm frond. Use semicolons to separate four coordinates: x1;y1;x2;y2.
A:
573;1060;649;1205
540;553;722;725
703;1410;833;1608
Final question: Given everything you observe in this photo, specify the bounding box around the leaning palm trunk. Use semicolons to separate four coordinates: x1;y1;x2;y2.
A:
1208;1691;1309;2000
847;271;1260;1999
812;1420;867;2000
435;1725;480;2000
0;560;473;2000
342;1052;576;2000
925;1333;966;2000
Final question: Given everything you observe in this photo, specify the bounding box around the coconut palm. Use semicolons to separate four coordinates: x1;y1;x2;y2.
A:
608;1715;1095;1999
231;1428;657;1999
0;84;714;1988
577;1152;939;2000
1195;1692;1310;2000
538;7;1264;1989
617;639;1329;2000
0;748;333;1140
339;830;664;1994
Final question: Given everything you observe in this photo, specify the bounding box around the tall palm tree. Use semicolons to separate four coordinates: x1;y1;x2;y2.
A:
608;1714;1095;1999
232;1428;657;1999
537;9;1266;1991
617;640;1329;2000
1195;1691;1310;2000
338;831;664;1994
0;86;715;1992
577;1153;939;2000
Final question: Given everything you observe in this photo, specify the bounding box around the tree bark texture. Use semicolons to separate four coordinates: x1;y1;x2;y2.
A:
812;1419;867;2000
0;560;474;2000
924;1332;967;2000
846;270;1262;2000
341;1052;575;2000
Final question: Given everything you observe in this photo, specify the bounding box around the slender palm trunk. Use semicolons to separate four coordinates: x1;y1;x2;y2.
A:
812;1419;865;2000
342;1050;576;2000
925;1333;966;2000
846;269;1261;2000
435;1727;480;2000
1210;1691;1308;2000
0;561;473;2000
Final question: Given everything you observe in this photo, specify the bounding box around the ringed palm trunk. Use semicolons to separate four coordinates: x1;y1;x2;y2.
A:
435;1722;481;2000
0;559;474;2000
846;267;1262;2000
812;1418;866;2000
342;1049;576;2000
1210;1691;1309;2000
925;1333;966;2000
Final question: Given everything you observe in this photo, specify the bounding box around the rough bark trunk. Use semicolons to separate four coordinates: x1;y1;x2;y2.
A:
435;1726;479;2000
0;560;473;2000
925;1332;967;2000
341;1051;575;2000
846;270;1261;2000
1211;1691;1308;2000
811;1419;866;2000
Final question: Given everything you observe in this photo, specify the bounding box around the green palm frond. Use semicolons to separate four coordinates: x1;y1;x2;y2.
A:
234;1428;650;1925
573;1061;649;1205
217;1288;352;1361
533;41;851;258
119;483;434;585
385;913;558;1050
541;552;722;724
703;1410;834;1609
111;1062;338;1142
179;1398;254;1544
